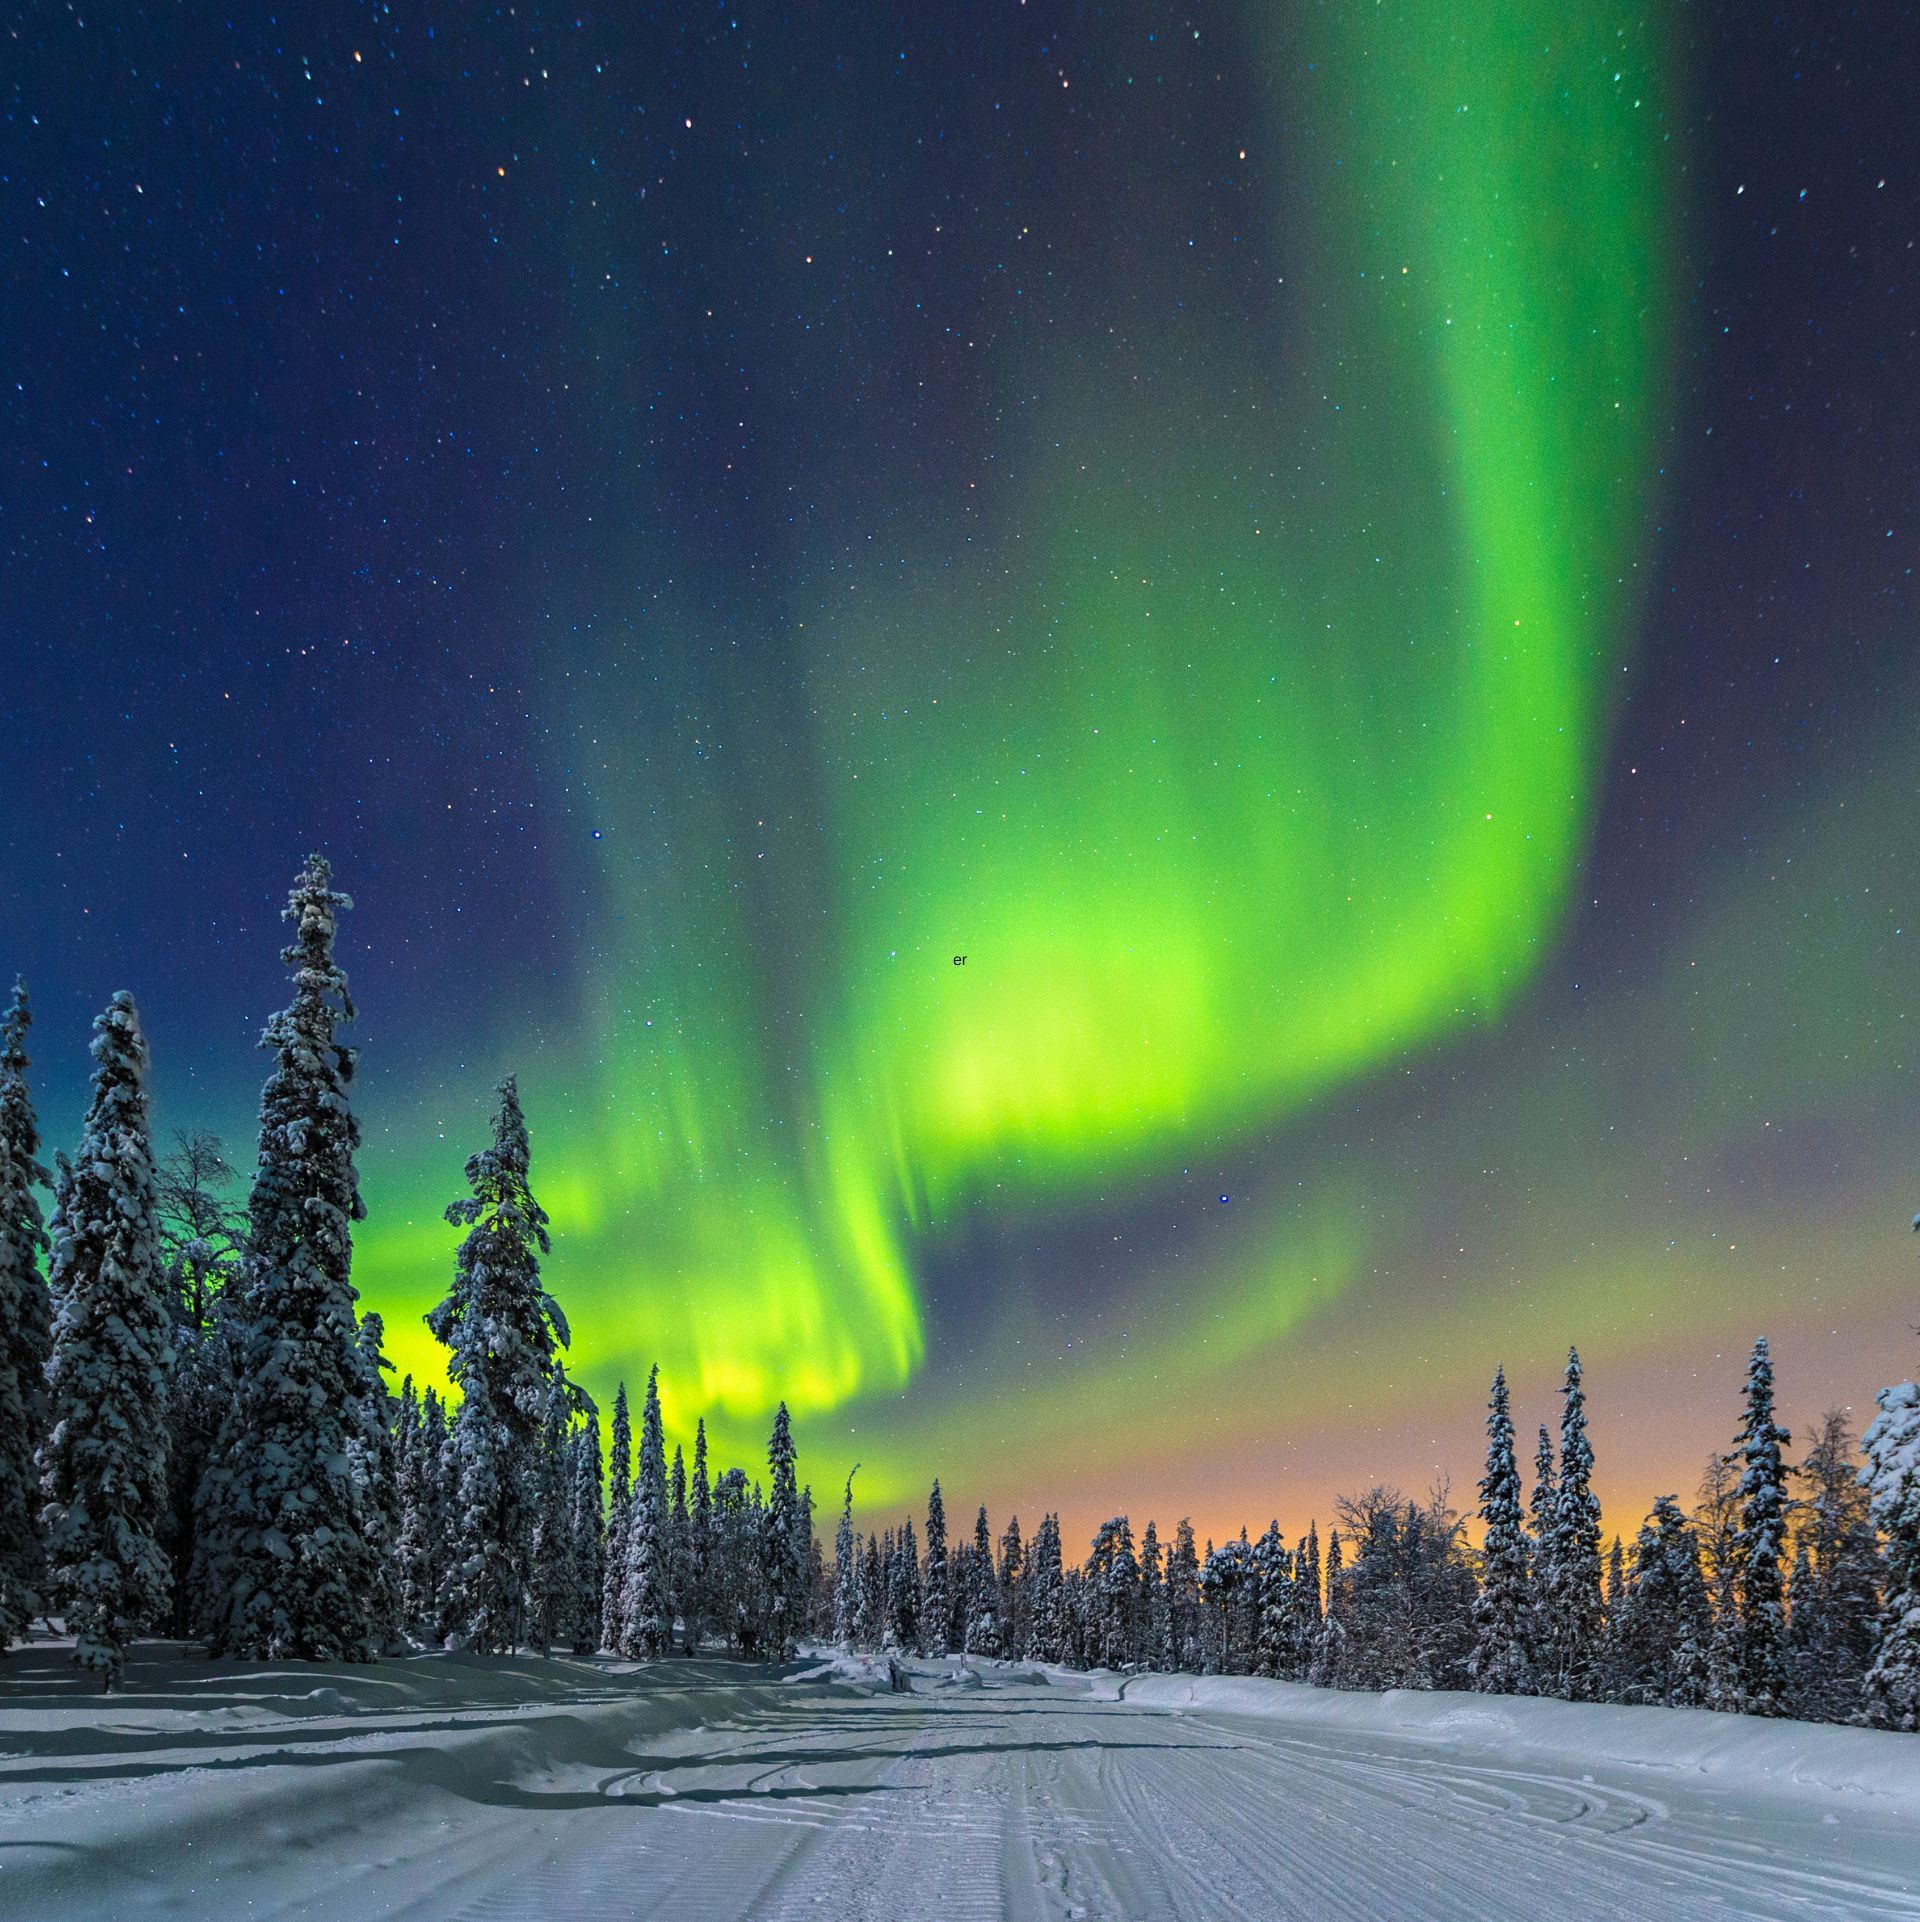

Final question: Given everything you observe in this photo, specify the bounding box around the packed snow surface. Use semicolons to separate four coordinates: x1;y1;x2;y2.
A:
1;1640;1915;1920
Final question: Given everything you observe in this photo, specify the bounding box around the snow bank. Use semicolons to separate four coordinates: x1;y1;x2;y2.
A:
1110;1671;1920;1811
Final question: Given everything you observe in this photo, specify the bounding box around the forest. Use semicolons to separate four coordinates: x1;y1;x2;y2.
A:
2;857;1916;1737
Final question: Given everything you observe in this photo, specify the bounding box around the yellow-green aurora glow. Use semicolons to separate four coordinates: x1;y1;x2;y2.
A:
357;1;1675;1498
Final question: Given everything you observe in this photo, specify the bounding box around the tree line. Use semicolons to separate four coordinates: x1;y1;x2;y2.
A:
0;856;812;1686
0;854;1915;1733
830;1347;1918;1732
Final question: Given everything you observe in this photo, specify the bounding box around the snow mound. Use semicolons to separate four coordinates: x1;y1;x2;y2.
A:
1116;1672;1920;1811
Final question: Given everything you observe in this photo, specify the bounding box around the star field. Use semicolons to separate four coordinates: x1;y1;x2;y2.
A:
3;0;1916;1542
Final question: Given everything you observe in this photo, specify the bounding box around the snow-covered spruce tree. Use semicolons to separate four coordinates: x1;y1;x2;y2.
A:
857;1531;883;1648
1605;1536;1626;1619
349;1312;402;1649
950;1545;974;1653
714;1466;768;1653
1468;1368;1529;1699
396;1386;451;1637
965;1505;999;1656
833;1466;860;1645
1785;1540;1816;1702
1598;1537;1630;1700
568;1414;605;1654
1730;1336;1792;1716
921;1480;950;1657
161;1311;241;1640
1526;1422;1556;1668
1293;1522;1324;1675
1138;1519;1167;1671
391;1378;425;1632
37;994;172;1688
799;1484;826;1638
1788;1407;1881;1723
1200;1534;1257;1675
667;1443;690;1643
1541;1350;1603;1699
619;1366;671;1656
431;1074;567;1654
1025;1512;1064;1661
1252;1521;1290;1678
601;1382;632;1650
999;1514;1026;1659
879;1526;904;1649
1165;1518;1201;1671
1694;1448;1744;1711
1088;1516;1140;1668
195;857;383;1661
529;1373;580;1654
1476;1368;1537;1699
1861;1377;1920;1729
1068;1566;1097;1666
683;1417;712;1654
1613;1495;1710;1707
0;1121;34;1649
1470;1365;1533;1694
0;979;52;1647
762;1402;802;1659
1311;1528;1347;1686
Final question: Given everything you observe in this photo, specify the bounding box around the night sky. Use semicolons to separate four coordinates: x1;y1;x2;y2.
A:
4;2;1916;1544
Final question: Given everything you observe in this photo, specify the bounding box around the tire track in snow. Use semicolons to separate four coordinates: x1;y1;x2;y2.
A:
12;1661;1912;1920
1169;1710;1920;1922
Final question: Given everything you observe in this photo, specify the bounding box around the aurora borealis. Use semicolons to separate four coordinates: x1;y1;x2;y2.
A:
5;3;1916;1544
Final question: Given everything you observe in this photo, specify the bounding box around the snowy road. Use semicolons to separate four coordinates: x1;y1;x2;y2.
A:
0;1650;1915;1920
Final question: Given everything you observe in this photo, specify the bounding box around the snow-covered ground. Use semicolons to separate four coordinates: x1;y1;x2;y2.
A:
0;1639;1915;1920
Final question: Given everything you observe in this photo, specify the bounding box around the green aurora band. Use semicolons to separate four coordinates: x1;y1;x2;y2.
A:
358;3;1672;1495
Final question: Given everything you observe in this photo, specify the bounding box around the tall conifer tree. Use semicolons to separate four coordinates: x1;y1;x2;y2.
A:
568;1415;605;1654
196;857;381;1661
1612;1495;1711;1707
922;1480;950;1657
430;1075;566;1653
762;1402;802;1658
1730;1337;1792;1715
392;1377;431;1635
1311;1529;1347;1686
967;1505;999;1656
1251;1521;1289;1678
619;1366;671;1656
833;1466;860;1645
661;1443;688;1639
535;1377;583;1652
1139;1518;1167;1671
1000;1514;1027;1658
1295;1521;1324;1674
858;1530;884;1647
1471;1365;1533;1693
601;1383;632;1651
1026;1512;1064;1662
38;994;172;1688
1166;1518;1201;1671
1542;1349;1603;1698
1862;1377;1920;1729
350;1312;400;1649
684;1417;712;1653
0;980;51;1646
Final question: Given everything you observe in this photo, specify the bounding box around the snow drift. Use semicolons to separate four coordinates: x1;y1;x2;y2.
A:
1110;1669;1920;1810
